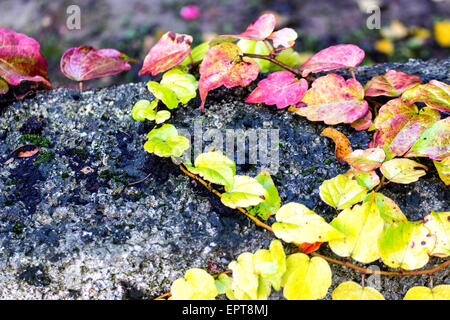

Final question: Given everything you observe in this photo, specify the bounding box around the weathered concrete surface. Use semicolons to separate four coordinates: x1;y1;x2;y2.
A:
0;59;448;299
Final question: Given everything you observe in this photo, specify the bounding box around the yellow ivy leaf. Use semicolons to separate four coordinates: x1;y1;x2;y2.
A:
272;202;344;245
281;253;332;300
381;20;409;40
378;221;436;270
221;175;265;209
374;39;394;56
319;174;368;210
404;285;450;300
253;240;286;291
228;252;271;300
332;281;385;300
434;20;450;47
363;192;407;226
380;158;427;184
329;201;384;263
171;268;218;300
434;157;450;186
424;211;450;258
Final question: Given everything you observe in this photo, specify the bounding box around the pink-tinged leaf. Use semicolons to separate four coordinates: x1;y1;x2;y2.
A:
299;44;365;77
245;71;307;109
211;13;276;44
374;99;441;160
405;117;450;161
0;28;51;88
364;70;422;97
291;73;368;125
351;110;373;131
60;46;134;82
344;148;386;172
320;127;353;164
180;5;200;20
402;80;450;113
199;42;259;112
267;28;298;49
139;32;193;76
0;78;8;94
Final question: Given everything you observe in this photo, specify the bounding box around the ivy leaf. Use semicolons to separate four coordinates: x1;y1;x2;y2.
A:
329;201;384;263
344;148;386;172
147;81;179;109
364;70;422;97
60;46;134;82
345;168;380;190
237;39;272;72
299;44;365;77
160;67;198;104
380;158;427;184
402;80;450;113
292;74;368;125
245;71;308;109
404;285;450;300
171;268;218;300
221;175;266;209
0;28;51;89
215;274;233;296
351;110;373;131
272;202;344;244
211;13;276;44
252;240;286;291
139;31;193;76
319;174;368;210
405;117;450;161
144;124;190;158
0;78;8;94
378;221;436;270
186;151;236;189
320;127;353;164
363;192;407;225
267;28;298;49
332;281;385;300
373;99;441;160
131;99;158;121
281;253;332;300
434;157;450;185
181;42;209;66
228;252;272;300
248;170;281;220
199;42;259;112
424;211;450;258
155;110;171;124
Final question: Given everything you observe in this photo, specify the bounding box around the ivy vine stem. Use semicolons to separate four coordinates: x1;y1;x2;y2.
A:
242;52;302;77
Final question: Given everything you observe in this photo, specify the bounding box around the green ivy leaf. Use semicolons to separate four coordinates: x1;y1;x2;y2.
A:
160;67;198;104
147;81;179;109
252;240;286;291
281;253;332;300
319;174;368;210
131;99;158;121
221;175;266;209
181;42;209;66
155;110;171;124
171;268;218;300
144;124;190;158
345;167;380;190
248;170;281;220
272;202;344;245
363;192;407;226
186;151;236;189
215;274;233;296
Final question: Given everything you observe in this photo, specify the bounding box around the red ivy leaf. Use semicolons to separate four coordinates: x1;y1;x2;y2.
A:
60;46;134;82
298;242;322;254
364;70;422;97
267;28;298;49
374;98;441;160
291;73;368;125
402;80;450;113
245;71;308;109
0;28;51;89
199;42;259;112
351;110;373;131
139;32;193;76
299;44;365;77
0;78;8;94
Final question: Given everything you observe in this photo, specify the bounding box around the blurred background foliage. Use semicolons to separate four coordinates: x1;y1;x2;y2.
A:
1;0;449;88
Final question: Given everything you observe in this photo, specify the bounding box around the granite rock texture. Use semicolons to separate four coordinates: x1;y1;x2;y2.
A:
0;59;449;299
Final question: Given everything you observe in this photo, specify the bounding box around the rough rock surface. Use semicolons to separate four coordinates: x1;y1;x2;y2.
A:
0;59;449;299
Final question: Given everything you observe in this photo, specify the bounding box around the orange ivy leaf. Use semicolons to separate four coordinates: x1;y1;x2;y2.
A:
199;42;259;112
17;146;39;158
364;70;422;97
320;127;353;164
139;32;193;76
298;242;322;254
